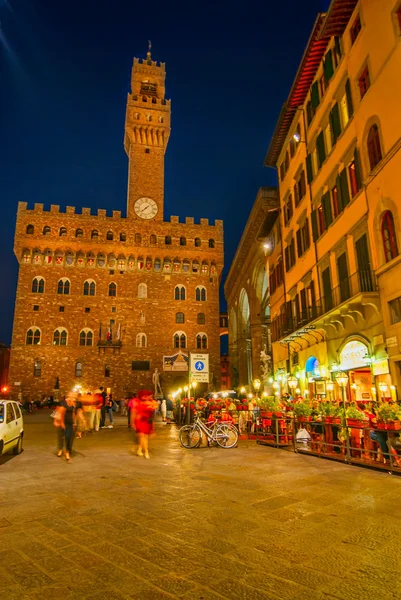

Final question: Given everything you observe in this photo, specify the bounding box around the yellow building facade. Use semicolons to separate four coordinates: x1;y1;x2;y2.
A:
265;0;401;402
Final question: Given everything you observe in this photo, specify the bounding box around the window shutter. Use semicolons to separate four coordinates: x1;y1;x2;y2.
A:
330;103;342;143
336;174;343;212
339;168;350;207
354;147;363;190
304;219;310;249
306;154;313;183
311;209;319;242
323;50;334;82
322;191;333;228
306;101;313;127
334;36;342;59
296;229;302;257
311;81;320;110
285;247;289;272
317;131;326;169
345;78;354;118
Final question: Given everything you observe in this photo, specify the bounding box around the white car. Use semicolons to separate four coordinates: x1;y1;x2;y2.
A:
0;400;24;456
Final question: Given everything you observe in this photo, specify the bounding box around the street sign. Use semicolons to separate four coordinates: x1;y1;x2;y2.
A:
190;353;209;382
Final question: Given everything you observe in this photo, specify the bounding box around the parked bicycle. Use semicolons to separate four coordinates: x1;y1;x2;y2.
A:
179;413;238;449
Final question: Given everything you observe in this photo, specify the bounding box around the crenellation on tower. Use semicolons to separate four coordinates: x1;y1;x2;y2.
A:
50;205;60;213
66;206;75;214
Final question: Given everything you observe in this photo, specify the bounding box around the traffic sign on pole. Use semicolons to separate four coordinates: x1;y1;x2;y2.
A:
190;353;209;382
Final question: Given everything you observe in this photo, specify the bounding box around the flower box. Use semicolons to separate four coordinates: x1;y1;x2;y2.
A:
260;411;273;418
376;421;386;430
298;416;312;423
386;421;401;431
323;416;342;425
261;419;272;427
273;411;285;418
346;418;368;428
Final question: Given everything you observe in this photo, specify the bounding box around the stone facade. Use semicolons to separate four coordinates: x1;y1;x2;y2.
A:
8;51;224;400
225;187;278;391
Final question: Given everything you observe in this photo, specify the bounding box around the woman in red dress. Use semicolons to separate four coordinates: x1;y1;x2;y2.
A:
133;390;158;459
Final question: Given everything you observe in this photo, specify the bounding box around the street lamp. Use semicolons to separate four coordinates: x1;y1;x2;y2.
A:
191;381;197;399
287;375;298;394
378;381;388;401
335;371;349;461
253;379;261;398
326;380;334;401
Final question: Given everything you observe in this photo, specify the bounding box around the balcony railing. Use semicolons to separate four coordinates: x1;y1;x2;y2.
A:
97;340;122;348
274;270;377;341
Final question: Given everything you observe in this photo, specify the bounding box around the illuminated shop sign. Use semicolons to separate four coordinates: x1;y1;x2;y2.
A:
339;341;370;370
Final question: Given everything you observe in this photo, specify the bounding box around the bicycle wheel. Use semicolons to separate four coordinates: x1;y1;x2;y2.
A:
179;425;202;449
215;424;238;448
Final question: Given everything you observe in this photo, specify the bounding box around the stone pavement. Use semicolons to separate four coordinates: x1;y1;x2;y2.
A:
1;411;401;600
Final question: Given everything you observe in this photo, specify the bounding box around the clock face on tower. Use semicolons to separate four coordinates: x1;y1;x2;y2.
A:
134;197;158;220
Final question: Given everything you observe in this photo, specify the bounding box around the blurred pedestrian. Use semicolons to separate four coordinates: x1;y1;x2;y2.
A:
166;395;174;425
134;390;158;459
161;398;167;422
93;389;103;432
53;392;78;461
99;387;107;428
106;394;114;428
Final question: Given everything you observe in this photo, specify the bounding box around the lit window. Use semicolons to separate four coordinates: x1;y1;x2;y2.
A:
340;94;349;128
91;230;99;239
367;124;382;171
389;296;401;325
358;66;370;99
26;328;40;345
348;161;359;197
382;211;399;263
350;15;362;45
324;123;333;154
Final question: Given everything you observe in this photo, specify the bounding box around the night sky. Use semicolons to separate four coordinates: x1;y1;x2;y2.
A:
1;0;329;344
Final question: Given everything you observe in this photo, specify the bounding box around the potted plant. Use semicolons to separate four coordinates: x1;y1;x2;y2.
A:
376;403;401;430
321;402;343;424
346;405;368;428
293;400;312;422
259;396;280;417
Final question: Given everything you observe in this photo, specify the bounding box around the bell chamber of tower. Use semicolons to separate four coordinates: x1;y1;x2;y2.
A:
124;51;171;221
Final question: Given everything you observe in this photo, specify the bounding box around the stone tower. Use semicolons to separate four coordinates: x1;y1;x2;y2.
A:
124;46;171;221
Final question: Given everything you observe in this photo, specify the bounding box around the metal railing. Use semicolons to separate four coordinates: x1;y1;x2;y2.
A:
273;269;377;341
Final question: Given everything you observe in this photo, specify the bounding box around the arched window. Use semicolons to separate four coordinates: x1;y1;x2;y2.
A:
197;313;206;325
173;331;186;348
208;238;215;248
196;333;208;349
180;236;186;246
83;280;96;296
382;211;399;263
196;286;206;301
91;230;99;239
105;364;111;377
106;231;114;241
34;360;41;377
59;227;67;237
183;259;190;273
26;224;34;234
150;234;157;245
32;277;45;294
135;113;140;120
135;233;142;245
75;362;83;377
367;124;382;171
57;278;70;295
120;232;126;242
201;261;208;274
159;116;164;123
138;283;147;299
136;333;147;348
80;329;93;346
176;312;185;324
165;235;172;245
53;328;68;346
154;258;161;272
43;226;51;235
175;285;186;300
108;282;117;297
192;260;200;274
75;228;83;238
194;237;201;247
26;327;41;345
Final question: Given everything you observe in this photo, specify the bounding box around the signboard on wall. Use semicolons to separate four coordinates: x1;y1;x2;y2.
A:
163;350;189;371
372;358;390;376
339;341;369;371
